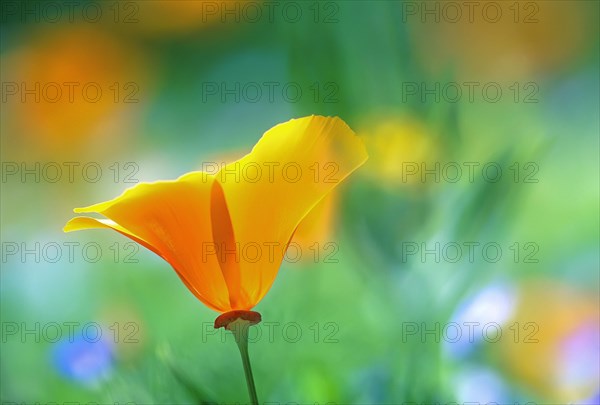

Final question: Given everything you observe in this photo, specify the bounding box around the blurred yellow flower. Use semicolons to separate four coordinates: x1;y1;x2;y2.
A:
360;116;438;186
64;116;367;315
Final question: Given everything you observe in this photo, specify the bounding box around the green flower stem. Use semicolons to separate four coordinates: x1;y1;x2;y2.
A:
230;320;259;405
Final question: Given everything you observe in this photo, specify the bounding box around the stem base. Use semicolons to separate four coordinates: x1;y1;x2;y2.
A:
214;310;261;405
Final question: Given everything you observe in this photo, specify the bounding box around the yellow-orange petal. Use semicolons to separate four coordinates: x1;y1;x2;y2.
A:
64;172;232;312
215;115;368;307
210;179;249;309
291;191;338;263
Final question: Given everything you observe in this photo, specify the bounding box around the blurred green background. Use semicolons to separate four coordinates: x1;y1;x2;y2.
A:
1;1;599;404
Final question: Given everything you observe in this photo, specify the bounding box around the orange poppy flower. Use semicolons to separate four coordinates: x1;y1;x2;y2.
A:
64;115;367;317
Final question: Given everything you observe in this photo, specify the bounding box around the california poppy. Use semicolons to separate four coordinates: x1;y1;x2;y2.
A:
64;115;367;403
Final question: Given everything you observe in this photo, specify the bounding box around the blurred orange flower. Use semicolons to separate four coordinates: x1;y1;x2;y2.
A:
128;0;253;36
64;116;367;314
409;1;596;78
1;26;146;156
497;280;599;402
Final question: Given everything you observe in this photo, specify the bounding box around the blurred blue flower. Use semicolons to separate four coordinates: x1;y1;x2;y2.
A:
453;366;509;404
580;390;600;405
444;281;517;359
52;334;114;386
